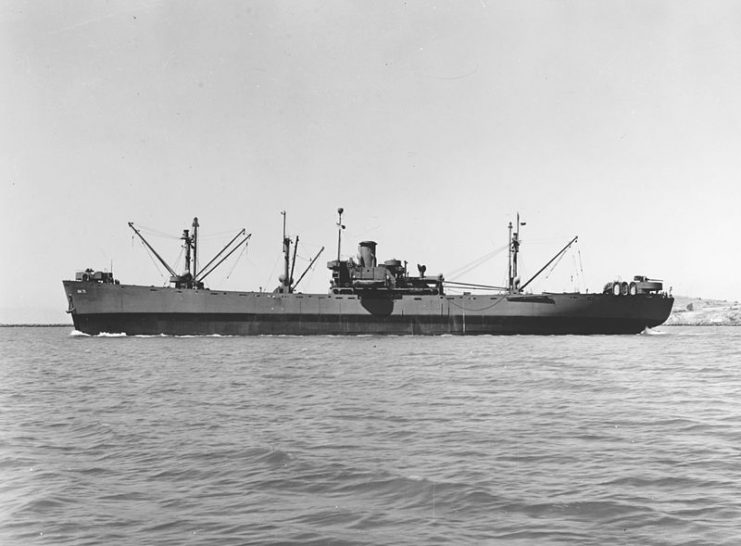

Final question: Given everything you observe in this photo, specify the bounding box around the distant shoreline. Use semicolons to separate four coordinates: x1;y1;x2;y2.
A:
0;324;72;327
0;323;737;330
664;323;740;327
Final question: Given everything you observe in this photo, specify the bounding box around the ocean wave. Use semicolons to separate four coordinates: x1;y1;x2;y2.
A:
3;326;740;545
641;327;668;335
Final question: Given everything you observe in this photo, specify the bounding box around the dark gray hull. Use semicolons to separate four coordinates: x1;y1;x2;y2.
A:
63;281;674;335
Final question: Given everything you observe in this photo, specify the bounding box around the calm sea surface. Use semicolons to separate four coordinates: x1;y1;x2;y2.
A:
1;326;740;545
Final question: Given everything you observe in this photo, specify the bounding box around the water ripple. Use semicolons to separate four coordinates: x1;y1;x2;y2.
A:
2;326;741;544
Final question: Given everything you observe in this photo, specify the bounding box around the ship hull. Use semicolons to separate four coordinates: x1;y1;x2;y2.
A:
63;281;674;336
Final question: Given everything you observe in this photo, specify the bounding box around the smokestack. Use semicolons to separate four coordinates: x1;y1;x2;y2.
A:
358;241;377;267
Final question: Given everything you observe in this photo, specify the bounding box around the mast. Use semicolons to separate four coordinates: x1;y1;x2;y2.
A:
192;217;199;282
131;219;248;290
289;235;299;293
507;220;513;291
281;211;291;293
513;213;520;291
182;228;192;276
508;213;526;293
336;207;345;261
179;218;199;287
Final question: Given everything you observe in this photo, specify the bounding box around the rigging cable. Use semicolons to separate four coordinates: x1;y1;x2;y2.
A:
135;224;181;240
264;254;281;290
225;241;249;280
542;250;567;281
198;229;246;240
137;239;168;283
301;251;323;290
171;246;185;273
446;244;508;281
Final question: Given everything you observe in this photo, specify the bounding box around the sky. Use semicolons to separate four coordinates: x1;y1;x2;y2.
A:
2;0;740;323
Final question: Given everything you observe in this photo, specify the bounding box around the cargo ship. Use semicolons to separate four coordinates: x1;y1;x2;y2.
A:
63;211;674;335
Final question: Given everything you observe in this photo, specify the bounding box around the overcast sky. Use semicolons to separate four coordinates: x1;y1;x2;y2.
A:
2;1;740;323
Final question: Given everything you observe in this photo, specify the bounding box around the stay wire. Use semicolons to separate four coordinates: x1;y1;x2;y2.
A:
136;224;181;240
226;241;249;280
138;239;168;283
446;244;508;281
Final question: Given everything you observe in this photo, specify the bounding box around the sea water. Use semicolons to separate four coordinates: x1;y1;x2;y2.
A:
1;326;740;545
